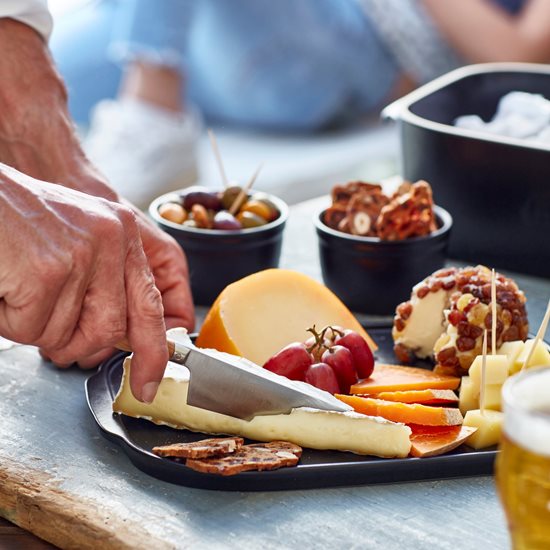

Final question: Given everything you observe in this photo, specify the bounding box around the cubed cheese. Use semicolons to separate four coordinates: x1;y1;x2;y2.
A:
469;355;508;386
459;376;479;415
513;339;550;373
497;341;525;374
463;409;503;449
482;384;502;411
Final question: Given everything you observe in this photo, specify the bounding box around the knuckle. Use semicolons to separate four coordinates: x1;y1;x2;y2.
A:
46;348;76;366
99;215;125;241
135;281;164;319
36;330;73;352
115;204;138;232
2;313;47;345
33;251;72;286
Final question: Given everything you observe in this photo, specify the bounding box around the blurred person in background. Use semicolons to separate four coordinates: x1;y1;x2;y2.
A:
52;0;549;208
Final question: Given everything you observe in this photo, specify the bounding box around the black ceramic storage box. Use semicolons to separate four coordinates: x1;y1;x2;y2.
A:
384;62;550;277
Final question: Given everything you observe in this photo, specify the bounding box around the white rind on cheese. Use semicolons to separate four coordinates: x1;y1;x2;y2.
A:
394;288;448;358
113;328;411;457
113;326;411;458
113;359;411;458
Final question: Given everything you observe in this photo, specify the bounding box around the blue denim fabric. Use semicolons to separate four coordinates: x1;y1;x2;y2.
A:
109;0;196;67
51;0;398;130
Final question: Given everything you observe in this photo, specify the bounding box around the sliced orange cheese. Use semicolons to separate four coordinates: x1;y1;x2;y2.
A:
196;269;377;365
336;395;463;426
350;364;460;395
409;425;477;457
372;389;459;406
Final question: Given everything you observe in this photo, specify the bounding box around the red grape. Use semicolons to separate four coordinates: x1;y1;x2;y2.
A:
321;345;357;393
263;343;313;381
305;363;340;394
334;329;374;379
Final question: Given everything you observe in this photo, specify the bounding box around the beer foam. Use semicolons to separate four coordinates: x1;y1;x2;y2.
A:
503;367;550;457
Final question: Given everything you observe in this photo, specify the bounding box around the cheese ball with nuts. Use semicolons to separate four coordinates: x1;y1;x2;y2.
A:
393;266;529;376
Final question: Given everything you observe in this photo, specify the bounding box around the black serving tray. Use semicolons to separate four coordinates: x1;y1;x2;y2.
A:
85;327;497;491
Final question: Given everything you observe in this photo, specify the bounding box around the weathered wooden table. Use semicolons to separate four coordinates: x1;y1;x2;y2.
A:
1;196;548;549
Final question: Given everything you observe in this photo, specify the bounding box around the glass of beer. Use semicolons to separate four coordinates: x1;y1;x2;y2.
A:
496;366;550;550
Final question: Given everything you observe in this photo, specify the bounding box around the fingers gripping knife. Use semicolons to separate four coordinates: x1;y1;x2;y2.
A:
118;338;352;420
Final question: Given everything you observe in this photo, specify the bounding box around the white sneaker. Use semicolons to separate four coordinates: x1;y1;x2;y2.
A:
84;99;201;209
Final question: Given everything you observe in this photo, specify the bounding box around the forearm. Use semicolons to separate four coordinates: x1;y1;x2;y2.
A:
422;0;550;63
0;18;118;200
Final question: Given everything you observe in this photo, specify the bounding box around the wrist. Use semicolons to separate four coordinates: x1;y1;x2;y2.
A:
0;19;119;202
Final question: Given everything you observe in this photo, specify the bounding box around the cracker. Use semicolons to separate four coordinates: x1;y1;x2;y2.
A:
247;441;303;458
186;444;301;476
152;437;244;459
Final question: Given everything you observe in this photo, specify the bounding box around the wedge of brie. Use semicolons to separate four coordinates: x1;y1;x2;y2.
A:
113;329;412;458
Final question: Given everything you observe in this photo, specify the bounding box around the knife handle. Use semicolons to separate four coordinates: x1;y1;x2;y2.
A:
116;338;176;358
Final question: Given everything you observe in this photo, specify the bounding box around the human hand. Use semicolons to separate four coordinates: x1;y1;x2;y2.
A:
127;202;195;331
0;18;195;400
71;194;195;370
0;164;170;403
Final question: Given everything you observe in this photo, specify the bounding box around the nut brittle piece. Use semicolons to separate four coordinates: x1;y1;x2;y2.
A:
345;189;390;236
376;180;437;240
324;181;389;235
331;181;383;204
152;437;244;459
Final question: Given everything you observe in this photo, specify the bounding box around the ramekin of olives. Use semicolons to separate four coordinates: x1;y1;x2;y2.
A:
156;185;281;230
149;186;288;304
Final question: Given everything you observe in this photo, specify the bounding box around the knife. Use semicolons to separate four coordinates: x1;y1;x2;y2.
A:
117;338;352;420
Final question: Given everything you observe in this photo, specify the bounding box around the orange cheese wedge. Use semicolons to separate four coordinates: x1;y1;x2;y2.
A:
409;425;478;457
336;395;463;426
351;365;460;395
371;389;459;406
196;269;376;365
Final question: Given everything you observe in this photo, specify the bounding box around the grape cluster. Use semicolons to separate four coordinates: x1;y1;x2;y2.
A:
263;326;374;394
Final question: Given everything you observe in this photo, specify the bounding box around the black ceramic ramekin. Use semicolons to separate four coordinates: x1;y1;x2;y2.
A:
315;205;452;315
149;191;288;305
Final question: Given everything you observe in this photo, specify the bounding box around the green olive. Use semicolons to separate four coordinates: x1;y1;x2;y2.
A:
221;185;247;211
237;211;267;228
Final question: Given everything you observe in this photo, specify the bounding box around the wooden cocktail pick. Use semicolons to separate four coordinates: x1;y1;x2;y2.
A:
491;268;497;355
521;299;550;371
208;128;230;189
229;162;264;216
480;329;488;416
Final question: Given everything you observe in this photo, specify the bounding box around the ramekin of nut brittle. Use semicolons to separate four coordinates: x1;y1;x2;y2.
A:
314;179;452;315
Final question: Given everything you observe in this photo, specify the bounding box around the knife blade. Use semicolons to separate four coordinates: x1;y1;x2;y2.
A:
172;340;352;420
117;338;352;420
